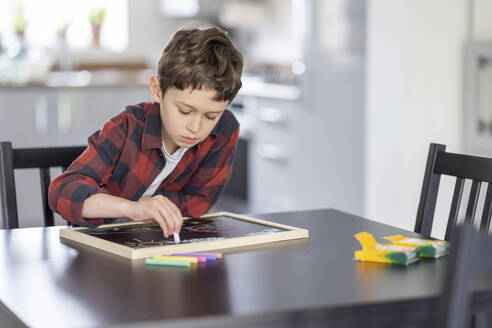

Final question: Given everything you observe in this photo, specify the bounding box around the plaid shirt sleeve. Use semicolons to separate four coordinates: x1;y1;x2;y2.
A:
48;113;127;226
155;124;240;218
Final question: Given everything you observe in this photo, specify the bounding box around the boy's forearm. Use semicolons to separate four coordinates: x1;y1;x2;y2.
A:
82;193;134;219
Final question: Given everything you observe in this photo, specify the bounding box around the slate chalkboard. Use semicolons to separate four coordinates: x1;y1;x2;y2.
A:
59;212;309;259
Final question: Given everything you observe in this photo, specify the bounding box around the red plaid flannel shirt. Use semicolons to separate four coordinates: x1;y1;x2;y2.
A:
48;102;239;227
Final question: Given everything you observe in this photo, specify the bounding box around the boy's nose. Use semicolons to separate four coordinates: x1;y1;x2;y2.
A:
186;116;201;133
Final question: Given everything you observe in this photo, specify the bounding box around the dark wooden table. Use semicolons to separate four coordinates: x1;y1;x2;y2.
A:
1;209;491;328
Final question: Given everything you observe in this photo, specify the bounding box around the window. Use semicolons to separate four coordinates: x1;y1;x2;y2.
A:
0;0;128;52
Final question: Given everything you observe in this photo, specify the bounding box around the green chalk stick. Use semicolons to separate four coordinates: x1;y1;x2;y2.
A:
145;258;191;267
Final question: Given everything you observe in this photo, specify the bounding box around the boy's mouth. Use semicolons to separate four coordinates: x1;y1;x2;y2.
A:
180;136;198;144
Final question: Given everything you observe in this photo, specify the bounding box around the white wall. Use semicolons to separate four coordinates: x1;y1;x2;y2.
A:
366;0;469;238
474;0;492;39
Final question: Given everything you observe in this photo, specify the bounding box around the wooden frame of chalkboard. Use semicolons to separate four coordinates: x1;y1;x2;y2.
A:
59;212;309;259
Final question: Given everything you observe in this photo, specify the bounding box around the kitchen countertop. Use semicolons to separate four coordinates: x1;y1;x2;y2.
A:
0;70;302;100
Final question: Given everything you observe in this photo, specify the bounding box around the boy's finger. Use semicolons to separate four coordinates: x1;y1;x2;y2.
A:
170;211;182;233
162;198;182;231
153;210;169;237
157;220;169;238
164;202;182;232
156;204;176;234
175;213;183;232
150;197;174;233
156;197;180;230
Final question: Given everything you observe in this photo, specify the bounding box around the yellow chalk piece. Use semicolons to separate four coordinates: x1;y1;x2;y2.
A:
154;256;198;264
354;248;392;264
354;232;378;250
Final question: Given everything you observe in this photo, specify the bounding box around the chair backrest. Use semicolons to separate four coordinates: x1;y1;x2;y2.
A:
415;143;492;240
0;141;86;229
436;224;492;328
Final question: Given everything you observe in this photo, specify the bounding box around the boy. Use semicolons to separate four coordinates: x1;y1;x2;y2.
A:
48;25;244;238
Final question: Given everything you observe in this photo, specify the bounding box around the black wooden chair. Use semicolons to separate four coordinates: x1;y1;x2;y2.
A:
415;143;492;240
436;224;492;328
0;141;86;229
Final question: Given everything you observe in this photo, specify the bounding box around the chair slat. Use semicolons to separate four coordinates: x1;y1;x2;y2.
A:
13;146;86;169
0;142;19;229
435;151;492;183
464;180;481;224
444;178;464;241
415;144;445;235
40;168;54;227
480;183;492;234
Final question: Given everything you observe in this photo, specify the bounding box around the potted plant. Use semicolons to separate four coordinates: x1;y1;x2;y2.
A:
12;6;28;58
13;6;28;39
89;7;105;47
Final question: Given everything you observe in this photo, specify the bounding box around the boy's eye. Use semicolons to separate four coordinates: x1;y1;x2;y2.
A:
206;115;218;121
179;109;191;115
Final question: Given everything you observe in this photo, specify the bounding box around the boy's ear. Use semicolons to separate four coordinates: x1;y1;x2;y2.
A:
149;76;162;102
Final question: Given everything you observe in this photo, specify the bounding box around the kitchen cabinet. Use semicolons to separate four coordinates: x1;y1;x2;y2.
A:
249;96;305;213
0;88;56;147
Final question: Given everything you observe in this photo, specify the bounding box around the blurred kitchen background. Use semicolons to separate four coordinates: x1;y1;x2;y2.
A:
0;0;491;239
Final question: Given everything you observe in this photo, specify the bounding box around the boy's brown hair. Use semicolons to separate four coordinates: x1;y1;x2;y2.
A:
157;25;244;103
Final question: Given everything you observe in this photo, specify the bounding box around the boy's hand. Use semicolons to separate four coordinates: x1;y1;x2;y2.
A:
127;195;183;238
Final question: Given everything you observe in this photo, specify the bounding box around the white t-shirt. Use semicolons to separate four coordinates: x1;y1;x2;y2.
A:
140;142;189;198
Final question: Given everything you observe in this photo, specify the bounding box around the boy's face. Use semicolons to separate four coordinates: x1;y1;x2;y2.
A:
150;77;229;154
